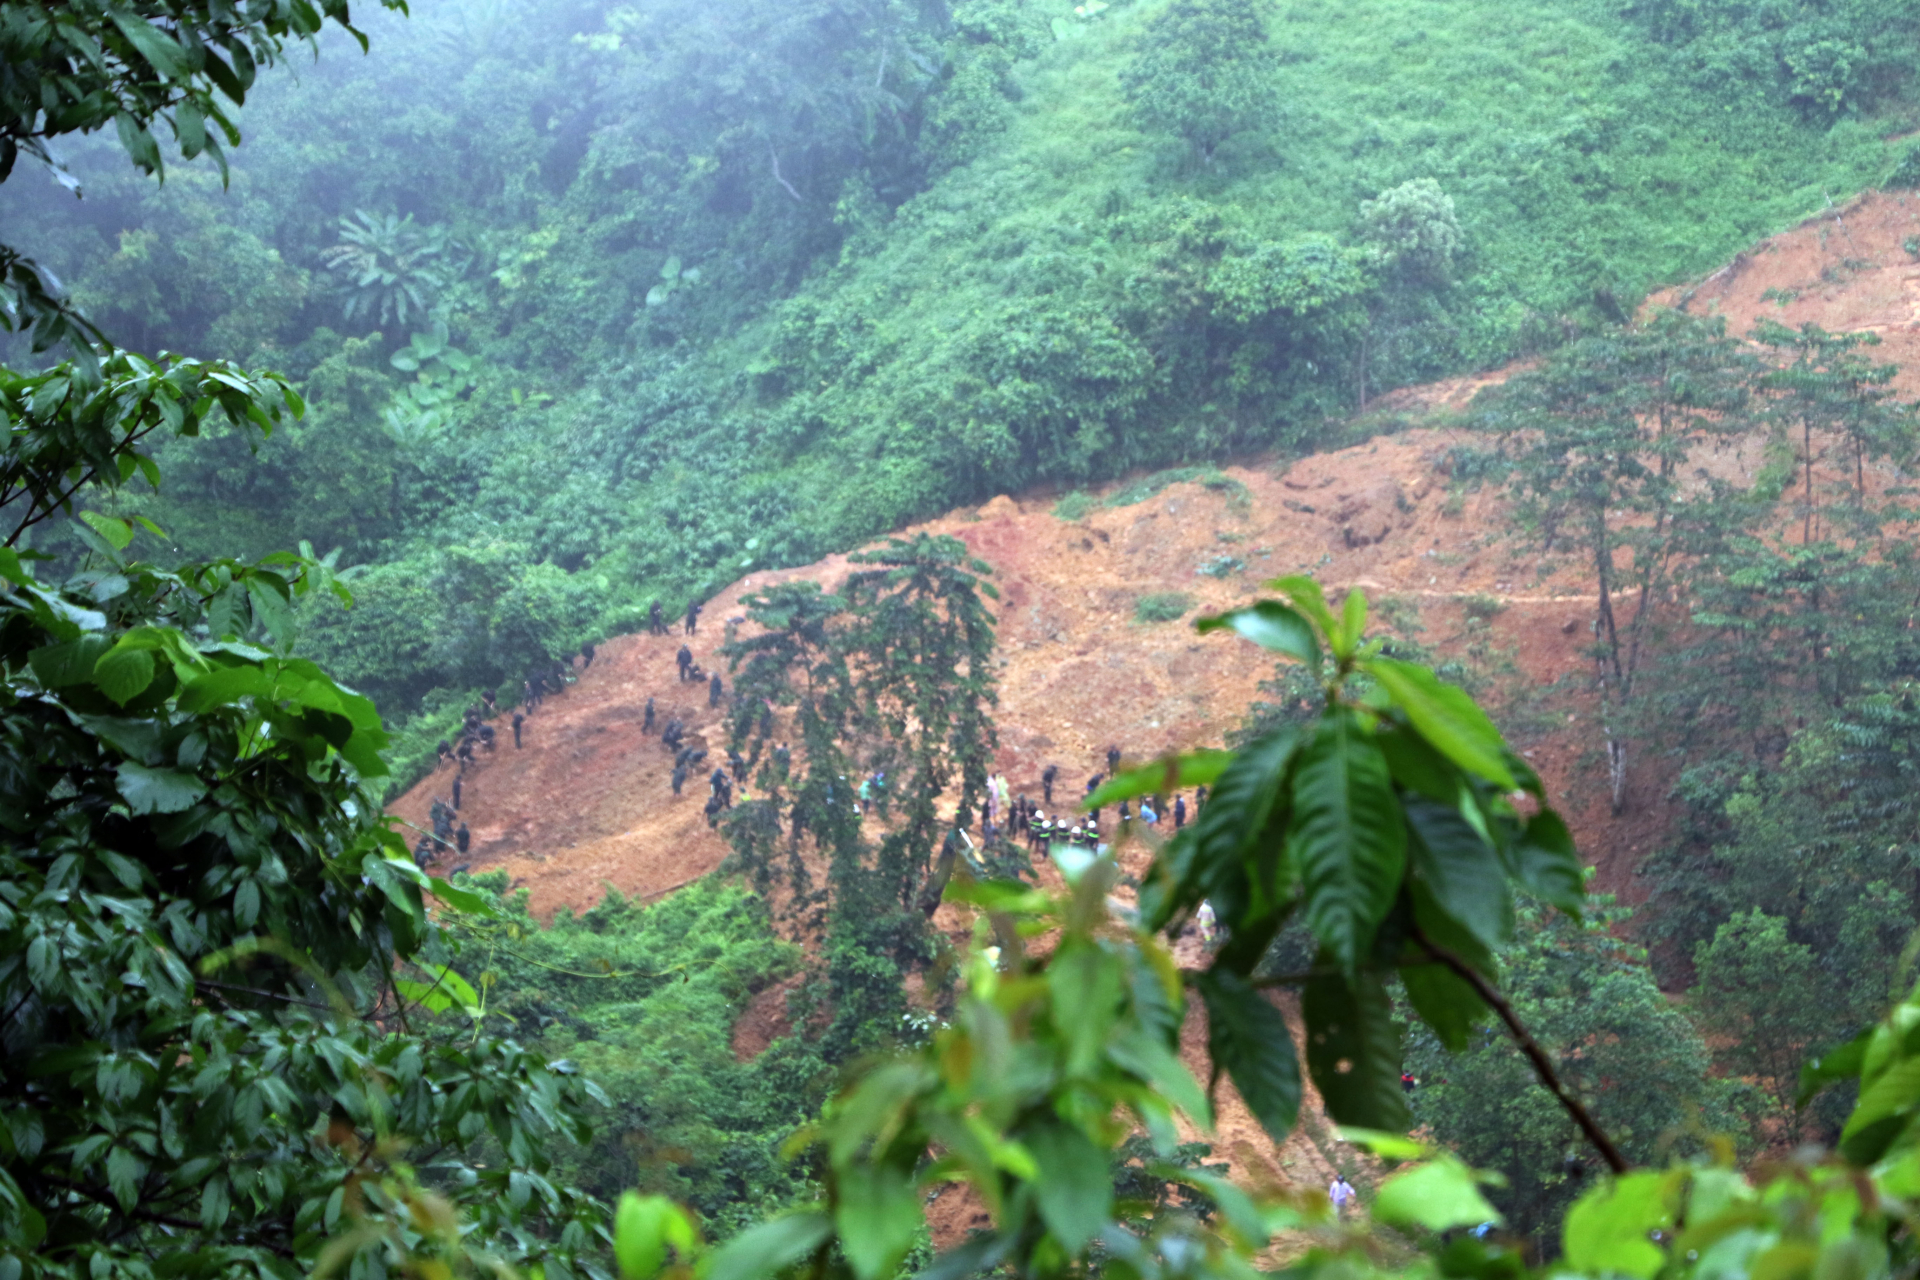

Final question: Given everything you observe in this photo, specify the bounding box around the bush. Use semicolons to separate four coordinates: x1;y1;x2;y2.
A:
1890;145;1920;190
1053;491;1096;520
1134;591;1196;623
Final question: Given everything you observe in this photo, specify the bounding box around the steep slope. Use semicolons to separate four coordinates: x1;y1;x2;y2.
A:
390;185;1920;1221
395;186;1920;919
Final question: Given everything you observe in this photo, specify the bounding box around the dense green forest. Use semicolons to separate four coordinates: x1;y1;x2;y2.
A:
4;0;1916;768
13;0;1920;1278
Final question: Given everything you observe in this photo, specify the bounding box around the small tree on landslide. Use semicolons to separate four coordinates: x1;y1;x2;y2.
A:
1752;320;1914;547
720;534;1002;1058
1691;908;1829;1134
1118;0;1281;167
1406;897;1735;1250
1480;311;1753;812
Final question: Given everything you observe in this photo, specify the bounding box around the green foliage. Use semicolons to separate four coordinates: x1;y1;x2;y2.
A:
2;0;1907;746
1691;909;1831;1125
1619;0;1918;120
720;534;1003;1059
1892;145;1920;189
1406;898;1738;1247
0;489;607;1280
1135;592;1196;623
323;210;456;330
438;875;815;1235
1477;310;1756;812
1358;179;1462;284
1053;491;1096;521
590;576;1920;1280
1118;0;1281;165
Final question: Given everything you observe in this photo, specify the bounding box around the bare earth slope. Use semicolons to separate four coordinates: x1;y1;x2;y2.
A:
388;186;1920;1219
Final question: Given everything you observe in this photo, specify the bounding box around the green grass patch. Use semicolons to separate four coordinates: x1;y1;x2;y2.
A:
1135;591;1197;622
1053;491;1097;520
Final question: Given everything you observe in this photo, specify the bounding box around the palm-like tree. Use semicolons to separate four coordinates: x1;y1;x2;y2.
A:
321;211;452;329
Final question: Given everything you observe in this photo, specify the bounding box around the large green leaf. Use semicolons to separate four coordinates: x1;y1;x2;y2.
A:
1799;1024;1873;1108
614;1193;697;1280
1084;749;1233;809
701;1212;831;1280
93;642;156;705
1562;1172;1676;1280
1194;970;1301;1144
1150;727;1299;930
1290;712;1405;970
1363;658;1516;790
1303;967;1409;1131
1196;601;1321;672
1025;1123;1112;1254
1400;958;1489;1054
1405;799;1512;953
29;635;112;688
1510;810;1585;914
1372;1156;1503;1232
835;1165;924;1280
1048;941;1123;1078
1270;575;1338;639
116;762;208;815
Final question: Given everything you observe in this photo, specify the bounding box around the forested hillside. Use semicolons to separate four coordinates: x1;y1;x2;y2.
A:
3;0;1915;752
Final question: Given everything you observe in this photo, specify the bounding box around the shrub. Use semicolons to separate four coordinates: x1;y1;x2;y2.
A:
1134;591;1196;623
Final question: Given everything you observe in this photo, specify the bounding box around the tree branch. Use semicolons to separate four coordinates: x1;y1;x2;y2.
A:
1412;924;1630;1174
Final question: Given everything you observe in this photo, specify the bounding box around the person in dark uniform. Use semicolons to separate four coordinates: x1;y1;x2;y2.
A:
437;739;454;767
672;763;688;796
708;671;723;707
1042;764;1057;805
457;737;475;770
452;774;463;810
478;723;496;751
677;645;693;682
1173;794;1187;829
643;696;656;734
456;823;471;854
649;599;666;635
414;833;436;867
482;689;497;716
523;679;539;710
685;600;702;635
1106;744;1122;775
512;710;525;748
580;641;597;669
730;748;748;782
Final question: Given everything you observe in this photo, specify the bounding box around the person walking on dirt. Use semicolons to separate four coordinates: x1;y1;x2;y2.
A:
1106;744;1121;776
643;696;656;734
1173;794;1186;829
685;600;702;635
709;671;723;707
1329;1177;1356;1220
649;599;666;635
512;710;525;748
1042;764;1057;805
671;763;688;796
677;644;693;682
452;774;463;811
456;823;470;854
580;641;596;669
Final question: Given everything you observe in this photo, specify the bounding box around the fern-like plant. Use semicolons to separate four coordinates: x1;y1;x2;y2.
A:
322;210;453;329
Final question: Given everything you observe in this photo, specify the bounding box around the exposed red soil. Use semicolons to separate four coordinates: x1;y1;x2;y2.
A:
1655;189;1920;394
390;185;1920;1217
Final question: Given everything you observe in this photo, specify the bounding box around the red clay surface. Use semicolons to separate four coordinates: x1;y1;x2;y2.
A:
388;186;1920;1216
